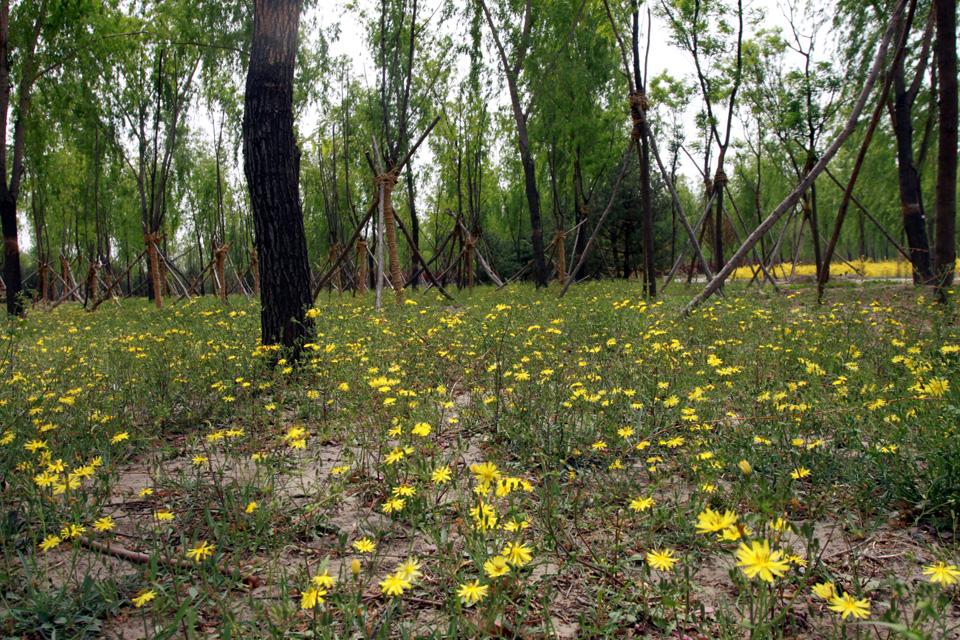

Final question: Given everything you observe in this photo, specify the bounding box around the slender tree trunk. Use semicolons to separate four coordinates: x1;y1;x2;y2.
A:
519;135;547;287
407;164;420;286
934;0;957;299
714;178;724;272
243;0;313;355
892;51;934;283
802;153;823;277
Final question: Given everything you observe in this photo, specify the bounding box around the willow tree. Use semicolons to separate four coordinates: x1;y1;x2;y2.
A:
478;0;587;288
1;0;98;315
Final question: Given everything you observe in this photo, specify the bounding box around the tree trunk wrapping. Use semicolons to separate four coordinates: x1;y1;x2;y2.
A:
466;237;476;292
330;243;342;296
145;233;162;309
39;262;48;305
215;244;228;302
556;230;566;283
376;171;404;302
356;241;367;297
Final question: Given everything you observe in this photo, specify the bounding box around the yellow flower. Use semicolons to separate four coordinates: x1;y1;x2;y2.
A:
431;466;452;484
138;487;153;497
312;569;336;589
629;496;654;512
60;524;86;539
790;467;811;480
393;484;416;497
382;497;406;513
412;422;432;437
301;586;327;609
719;525;751;541
353;537;376;553
503;519;530;532
192;455;208;466
93;516;115;532
154;510;174;522
812;582;836;600
922;561;960;585
24;439;47;452
396;558;422;581
245;502;258;514
132;589;156;608
384;448;405;465
470;462;501;484
591;440;607;451
738;460;752;475
646;549;678;571
351;559;361;575
379;572;411;596
484;555;511;578
502;542;533;567
457;580;489;606
186;541;214;563
111;432;130;444
828;592;871;619
695;508;738;534
39;534;61;552
735;540;790;582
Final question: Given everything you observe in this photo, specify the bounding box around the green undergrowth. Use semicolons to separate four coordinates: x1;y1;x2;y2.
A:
1;281;959;639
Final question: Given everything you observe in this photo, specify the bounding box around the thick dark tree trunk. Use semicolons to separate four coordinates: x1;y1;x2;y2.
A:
892;57;934;283
1;188;22;316
934;0;957;299
243;0;313;355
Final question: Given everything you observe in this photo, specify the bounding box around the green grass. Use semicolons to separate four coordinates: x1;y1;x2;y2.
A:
1;281;959;639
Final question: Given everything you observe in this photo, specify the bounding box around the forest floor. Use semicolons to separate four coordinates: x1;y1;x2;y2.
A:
2;279;960;640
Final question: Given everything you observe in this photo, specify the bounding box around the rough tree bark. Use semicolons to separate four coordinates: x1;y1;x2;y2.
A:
243;0;313;356
890;12;934;283
934;0;957;300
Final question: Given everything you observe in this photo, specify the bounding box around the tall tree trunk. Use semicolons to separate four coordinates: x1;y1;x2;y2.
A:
243;0;313;355
478;0;548;287
0;188;20;315
519;133;547;287
934;0;957;299
631;5;655;296
892;56;934;283
802;153;823;277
